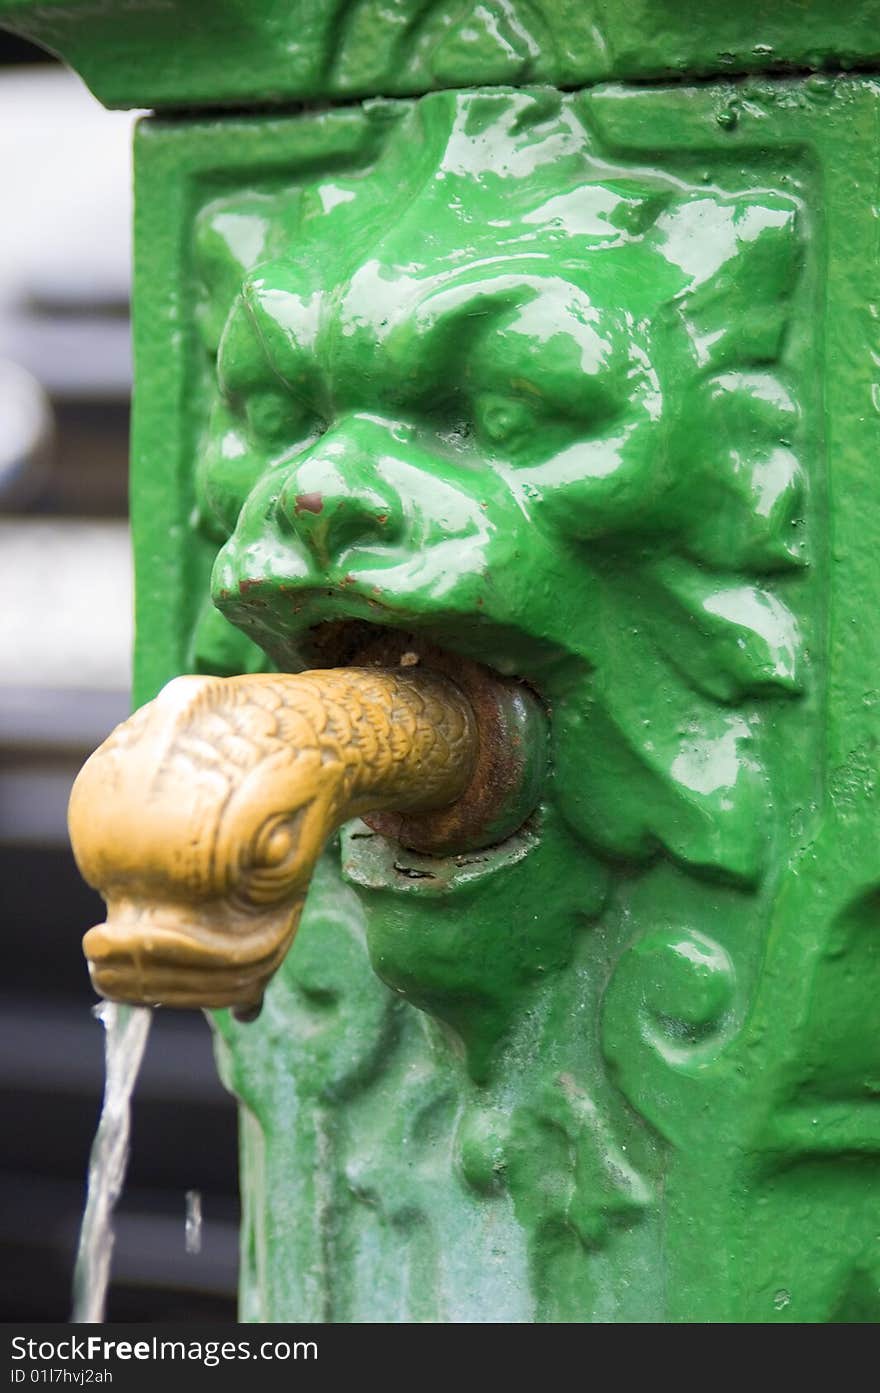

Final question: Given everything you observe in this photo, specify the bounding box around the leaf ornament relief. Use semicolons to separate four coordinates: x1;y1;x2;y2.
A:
551;188;805;885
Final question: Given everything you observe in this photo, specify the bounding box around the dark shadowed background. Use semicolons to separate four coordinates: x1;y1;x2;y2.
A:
0;34;239;1321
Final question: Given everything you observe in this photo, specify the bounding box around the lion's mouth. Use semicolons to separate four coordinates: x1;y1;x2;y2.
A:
303;615;426;668
302;615;487;679
217;578;456;663
215;572;565;688
213;582;556;860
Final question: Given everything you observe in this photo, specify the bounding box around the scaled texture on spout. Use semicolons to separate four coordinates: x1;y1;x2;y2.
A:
68;667;479;1014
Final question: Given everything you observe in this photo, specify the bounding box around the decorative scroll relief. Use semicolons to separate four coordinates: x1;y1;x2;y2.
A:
193;88;807;891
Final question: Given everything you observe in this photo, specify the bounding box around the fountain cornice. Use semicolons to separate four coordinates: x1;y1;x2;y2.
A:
1;0;880;112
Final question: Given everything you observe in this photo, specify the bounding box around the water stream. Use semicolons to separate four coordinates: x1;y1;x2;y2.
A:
71;1002;152;1323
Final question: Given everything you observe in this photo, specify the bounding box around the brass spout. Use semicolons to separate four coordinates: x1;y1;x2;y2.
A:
68;667;481;1015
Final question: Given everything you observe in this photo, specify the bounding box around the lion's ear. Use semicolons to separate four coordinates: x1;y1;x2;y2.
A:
653;193;800;371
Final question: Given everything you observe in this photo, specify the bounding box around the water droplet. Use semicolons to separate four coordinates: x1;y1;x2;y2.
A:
773;1288;791;1310
185;1189;203;1255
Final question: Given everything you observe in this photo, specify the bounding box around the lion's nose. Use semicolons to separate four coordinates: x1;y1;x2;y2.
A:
276;452;402;565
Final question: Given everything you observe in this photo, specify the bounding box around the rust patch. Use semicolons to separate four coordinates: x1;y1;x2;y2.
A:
350;629;529;856
294;492;324;515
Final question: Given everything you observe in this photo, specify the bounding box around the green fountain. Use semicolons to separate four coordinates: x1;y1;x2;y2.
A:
4;0;880;1323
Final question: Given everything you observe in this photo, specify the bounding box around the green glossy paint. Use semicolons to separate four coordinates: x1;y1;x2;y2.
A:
6;0;880;1322
3;0;880;110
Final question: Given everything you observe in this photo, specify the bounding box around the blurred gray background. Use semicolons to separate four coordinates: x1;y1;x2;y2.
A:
0;34;239;1321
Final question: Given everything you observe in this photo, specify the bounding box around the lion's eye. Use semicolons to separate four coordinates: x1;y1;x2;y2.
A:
473;392;538;447
245;387;325;450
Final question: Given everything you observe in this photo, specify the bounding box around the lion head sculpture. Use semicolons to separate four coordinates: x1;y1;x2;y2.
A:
188;87;805;1069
